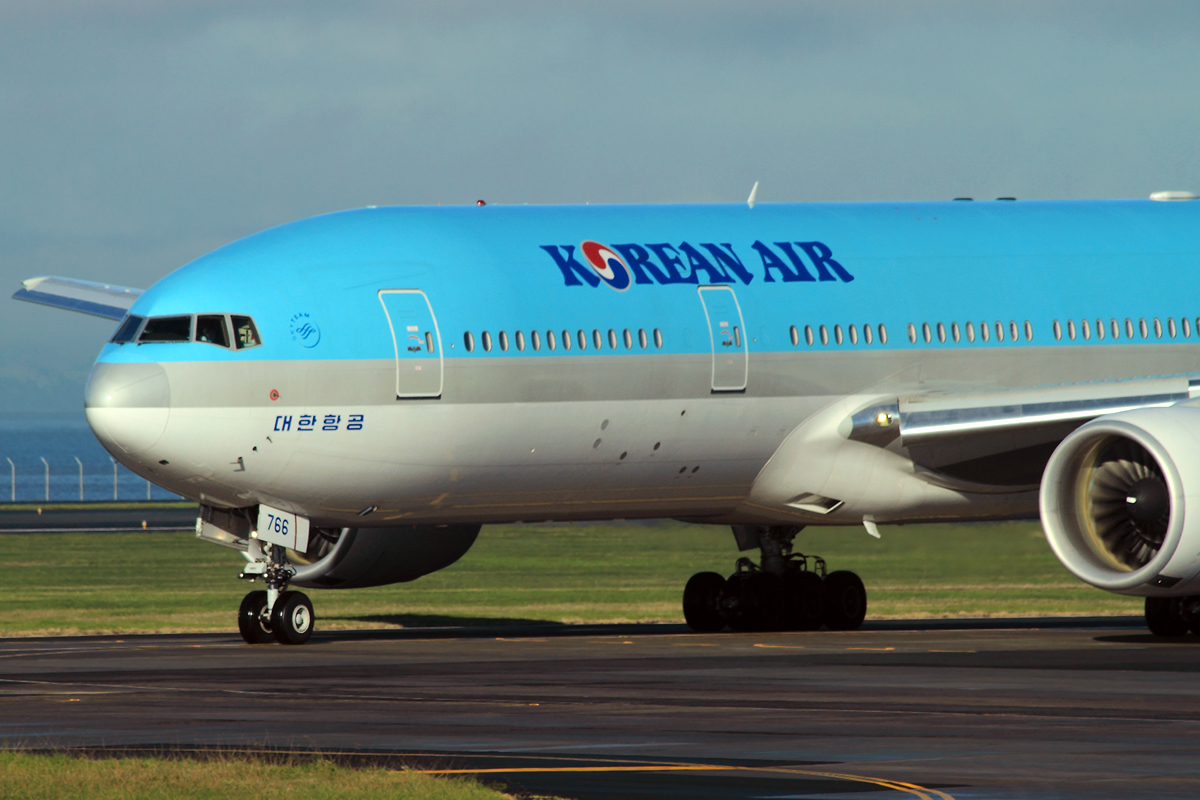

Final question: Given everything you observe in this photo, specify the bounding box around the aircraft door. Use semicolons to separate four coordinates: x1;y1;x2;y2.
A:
697;285;748;392
379;289;443;399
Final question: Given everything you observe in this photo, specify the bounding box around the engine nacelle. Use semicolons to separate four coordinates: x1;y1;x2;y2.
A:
1040;406;1200;596
289;524;481;590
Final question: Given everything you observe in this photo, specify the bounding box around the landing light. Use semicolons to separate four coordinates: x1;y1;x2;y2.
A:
875;411;894;427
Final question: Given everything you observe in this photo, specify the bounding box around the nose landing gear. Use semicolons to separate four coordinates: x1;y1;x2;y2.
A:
682;525;867;633
237;542;314;645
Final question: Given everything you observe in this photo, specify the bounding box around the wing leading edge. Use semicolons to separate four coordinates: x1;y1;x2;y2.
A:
13;276;144;320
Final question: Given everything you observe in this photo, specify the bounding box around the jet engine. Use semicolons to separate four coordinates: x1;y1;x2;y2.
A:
1040;406;1200;596
288;524;481;589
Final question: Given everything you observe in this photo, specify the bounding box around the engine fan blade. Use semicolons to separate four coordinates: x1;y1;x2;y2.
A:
1087;439;1169;570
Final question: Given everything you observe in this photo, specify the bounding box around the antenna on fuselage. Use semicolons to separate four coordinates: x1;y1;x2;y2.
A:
747;181;759;209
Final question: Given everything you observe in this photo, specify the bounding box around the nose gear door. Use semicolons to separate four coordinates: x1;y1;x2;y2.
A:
379;289;443;399
697;285;747;392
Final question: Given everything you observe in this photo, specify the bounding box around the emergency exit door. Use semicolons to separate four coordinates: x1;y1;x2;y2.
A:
697;285;748;392
379;289;443;399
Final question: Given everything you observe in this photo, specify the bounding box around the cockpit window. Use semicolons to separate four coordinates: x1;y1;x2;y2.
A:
110;315;145;344
127;313;261;349
232;315;261;349
195;315;230;347
139;315;192;343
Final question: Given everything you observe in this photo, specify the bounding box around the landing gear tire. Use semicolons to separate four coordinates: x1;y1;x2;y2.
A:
823;570;867;631
726;572;786;632
781;570;824;631
683;572;728;632
1146;597;1189;636
271;591;315;645
237;590;273;644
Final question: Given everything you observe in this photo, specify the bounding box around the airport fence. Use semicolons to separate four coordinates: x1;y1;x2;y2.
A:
0;456;182;503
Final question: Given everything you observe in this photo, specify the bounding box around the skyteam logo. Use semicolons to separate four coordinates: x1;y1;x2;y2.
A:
289;312;321;348
579;241;632;291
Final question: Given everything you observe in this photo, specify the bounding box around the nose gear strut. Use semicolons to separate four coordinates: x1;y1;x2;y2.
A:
237;540;314;645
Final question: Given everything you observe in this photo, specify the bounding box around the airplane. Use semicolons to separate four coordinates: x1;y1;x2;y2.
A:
14;189;1200;644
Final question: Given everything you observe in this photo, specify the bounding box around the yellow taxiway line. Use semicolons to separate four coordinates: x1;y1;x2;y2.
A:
406;763;954;799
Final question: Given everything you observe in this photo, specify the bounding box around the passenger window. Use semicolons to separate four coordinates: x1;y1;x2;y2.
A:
789;325;799;346
1184;318;1192;338
1025;321;1034;341
1081;319;1090;340
1153;318;1163;338
623;329;633;349
805;325;815;346
966;321;976;342
464;331;475;352
110;314;145;344
922;322;932;343
515;331;525;351
995;321;1005;342
532;330;541;351
608;329;617;349
653;328;663;348
936;322;946;343
231;315;261;349
1009;321;1019;341
950;322;960;343
547;330;556;351
593;330;603;350
482;331;493;352
195;314;229;347
819;325;829;345
863;324;873;345
832;325;842;345
1053;320;1062;340
426;331;435;353
1168;318;1177;338
848;325;858;345
562;330;571;351
1111;319;1120;340
907;323;916;344
499;331;510;351
1067;320;1076;340
1095;319;1104;340
140;315;192;343
1139;318;1149;339
981;321;990;342
578;330;587;350
1125;318;1135;339
638;328;648;349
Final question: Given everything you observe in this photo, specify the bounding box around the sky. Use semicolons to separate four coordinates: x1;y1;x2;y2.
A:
1;0;1198;413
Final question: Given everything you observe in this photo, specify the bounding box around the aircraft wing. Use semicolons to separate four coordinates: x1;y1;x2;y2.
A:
12;276;144;320
850;375;1200;487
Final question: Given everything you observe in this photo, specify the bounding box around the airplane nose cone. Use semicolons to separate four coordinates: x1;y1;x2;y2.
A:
85;362;170;454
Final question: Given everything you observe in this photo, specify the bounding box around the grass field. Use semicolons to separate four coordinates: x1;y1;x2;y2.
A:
0;519;1140;637
0;752;516;800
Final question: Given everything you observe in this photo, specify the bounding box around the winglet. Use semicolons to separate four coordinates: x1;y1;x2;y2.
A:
13;276;144;320
747;181;759;209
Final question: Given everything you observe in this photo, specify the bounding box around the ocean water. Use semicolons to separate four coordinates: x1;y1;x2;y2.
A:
0;413;182;502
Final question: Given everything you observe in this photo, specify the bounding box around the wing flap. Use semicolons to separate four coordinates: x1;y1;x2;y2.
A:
13;276;144;320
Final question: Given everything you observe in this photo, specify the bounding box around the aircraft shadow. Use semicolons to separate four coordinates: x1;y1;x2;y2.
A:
1093;633;1200;644
334;613;566;629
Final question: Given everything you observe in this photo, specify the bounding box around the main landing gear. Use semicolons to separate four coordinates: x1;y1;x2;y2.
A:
1145;596;1200;636
237;542;314;645
683;525;867;633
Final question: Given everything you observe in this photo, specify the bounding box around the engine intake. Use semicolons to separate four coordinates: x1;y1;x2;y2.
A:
1040;406;1200;595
